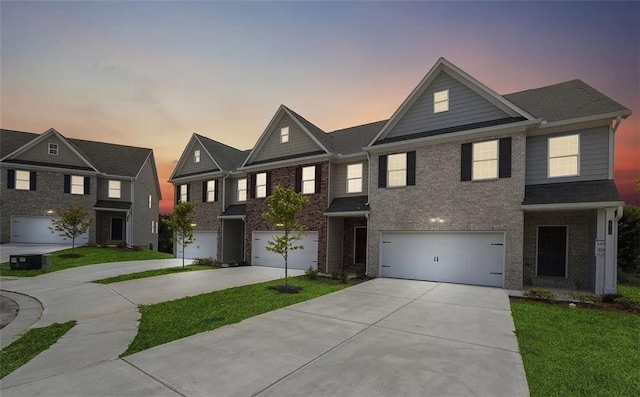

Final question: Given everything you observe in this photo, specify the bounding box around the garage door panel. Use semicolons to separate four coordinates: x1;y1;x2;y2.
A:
252;231;318;270
178;231;217;260
12;216;89;244
380;232;504;287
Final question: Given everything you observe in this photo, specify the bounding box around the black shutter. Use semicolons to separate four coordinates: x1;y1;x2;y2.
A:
249;174;256;198
214;179;219;201
295;167;302;193
266;172;272;196
406;151;416;186
499;138;512;178
84;176;90;194
64;175;71;193
175;185;179;204
29;171;37;191
202;181;207;202
315;164;322;193
461;143;472;181
186;183;191;202
7;170;15;189
378;155;387;188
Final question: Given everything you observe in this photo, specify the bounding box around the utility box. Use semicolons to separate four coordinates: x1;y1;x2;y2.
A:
9;254;52;270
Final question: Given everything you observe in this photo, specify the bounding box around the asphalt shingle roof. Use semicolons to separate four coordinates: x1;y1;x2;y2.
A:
327;196;370;213
504;80;629;123
284;106;334;152
523;180;622;206
330;120;387;155
196;134;248;171
1;129;39;158
221;204;246;216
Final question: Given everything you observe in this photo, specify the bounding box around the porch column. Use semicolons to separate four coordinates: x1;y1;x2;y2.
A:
596;207;619;294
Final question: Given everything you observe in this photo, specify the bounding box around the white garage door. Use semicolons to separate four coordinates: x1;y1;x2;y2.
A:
252;231;318;270
380;232;504;287
178;231;218;260
11;216;89;244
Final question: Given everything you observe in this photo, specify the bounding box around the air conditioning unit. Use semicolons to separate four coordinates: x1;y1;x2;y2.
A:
9;254;52;270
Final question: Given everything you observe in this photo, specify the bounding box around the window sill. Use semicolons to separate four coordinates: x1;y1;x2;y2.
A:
548;174;580;179
471;177;499;182
385;185;407;189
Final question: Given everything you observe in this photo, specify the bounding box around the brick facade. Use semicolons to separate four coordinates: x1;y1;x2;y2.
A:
367;132;526;290
187;178;224;259
245;162;329;272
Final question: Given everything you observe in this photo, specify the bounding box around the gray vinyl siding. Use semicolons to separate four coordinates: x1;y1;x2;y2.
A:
331;161;368;198
175;140;218;177
225;177;247;206
222;219;244;262
327;217;344;272
97;177;132;201
525;126;610;185
386;71;510;140
253;114;322;163
131;158;159;250
15;136;89;168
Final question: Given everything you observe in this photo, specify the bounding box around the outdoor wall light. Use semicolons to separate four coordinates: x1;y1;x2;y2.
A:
191;223;197;227
430;217;445;223
46;210;54;214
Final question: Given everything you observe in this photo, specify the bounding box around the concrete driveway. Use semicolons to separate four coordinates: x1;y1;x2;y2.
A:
1;278;529;396
0;243;72;263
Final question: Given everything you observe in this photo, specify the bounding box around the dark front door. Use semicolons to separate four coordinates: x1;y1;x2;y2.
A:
111;217;124;241
354;227;367;264
537;226;567;277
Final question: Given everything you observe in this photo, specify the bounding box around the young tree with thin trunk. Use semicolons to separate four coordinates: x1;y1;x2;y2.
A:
49;205;92;250
163;201;196;268
262;185;309;286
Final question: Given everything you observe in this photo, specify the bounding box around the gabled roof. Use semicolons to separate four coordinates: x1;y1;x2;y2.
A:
241;105;331;167
330;120;387;155
504;79;631;123
326;196;370;213
0;128;155;178
196;134;248;171
369;57;535;145
523;180;622;206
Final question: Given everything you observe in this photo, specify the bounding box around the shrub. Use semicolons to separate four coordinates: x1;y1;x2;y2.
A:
228;261;238;267
356;268;367;280
602;293;622;303
618;270;630;284
116;241;127;249
523;288;556;300
193;257;214;267
618;205;640;273
212;259;222;267
567;291;601;304
131;245;144;252
614;296;640;312
331;269;349;284
305;267;318;280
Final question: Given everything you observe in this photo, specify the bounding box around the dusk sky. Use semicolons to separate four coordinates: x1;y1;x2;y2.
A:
2;1;638;213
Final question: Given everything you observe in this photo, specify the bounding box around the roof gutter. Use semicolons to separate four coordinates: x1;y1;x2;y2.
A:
522;201;624;211
238;153;331;172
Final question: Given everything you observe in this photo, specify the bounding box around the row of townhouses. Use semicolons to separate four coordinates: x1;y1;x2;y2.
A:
1;58;631;295
168;58;630;295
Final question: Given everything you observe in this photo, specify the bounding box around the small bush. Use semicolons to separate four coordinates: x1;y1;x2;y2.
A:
617;270;630;284
523;288;556;300
331;269;349;284
602;293;622;303
614;296;640;312
193;257;214;267
567;291;601;304
356;268;367;280
212;259;222;268
228;261;238;267
131;245;144;251
305;267;318;280
116;241;127;249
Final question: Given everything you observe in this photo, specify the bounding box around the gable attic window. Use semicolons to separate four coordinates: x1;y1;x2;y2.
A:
433;89;449;113
347;163;363;193
237;178;247;201
48;143;59;155
256;172;267;198
194;150;201;163
108;180;121;198
472;140;498;180
280;127;289;143
549;134;579;178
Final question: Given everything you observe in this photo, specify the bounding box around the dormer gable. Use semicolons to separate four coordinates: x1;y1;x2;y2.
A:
170;135;222;180
369;58;534;146
241;105;331;167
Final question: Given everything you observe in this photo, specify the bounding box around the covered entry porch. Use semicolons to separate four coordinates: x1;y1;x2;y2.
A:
325;196;369;275
219;204;246;263
94;201;131;246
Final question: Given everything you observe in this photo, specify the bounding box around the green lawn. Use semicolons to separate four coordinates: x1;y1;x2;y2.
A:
618;284;640;302
123;276;349;356
0;246;173;277
0;321;76;379
93;264;215;284
511;299;640;397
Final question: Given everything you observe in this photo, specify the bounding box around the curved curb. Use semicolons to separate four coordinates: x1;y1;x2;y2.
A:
0;290;44;349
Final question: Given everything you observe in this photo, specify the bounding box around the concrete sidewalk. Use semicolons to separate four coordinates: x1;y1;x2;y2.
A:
0;262;300;390
1;278;529;396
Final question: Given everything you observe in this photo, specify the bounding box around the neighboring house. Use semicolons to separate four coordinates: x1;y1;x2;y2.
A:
169;57;630;294
1;128;162;249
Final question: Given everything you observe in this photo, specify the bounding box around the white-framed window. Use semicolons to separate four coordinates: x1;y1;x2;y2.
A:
434;89;449;113
15;170;31;190
256;172;267;198
549;134;579;178
194;150;200;163
108;180;121;198
280;127;289;143
155;221;159;234
302;166;316;194
71;175;85;195
237;178;247;201
472;140;498;180
347;163;362;193
149;195;152;208
48;143;58;155
387;153;407;187
151;221;155;233
179;184;188;202
206;180;216;202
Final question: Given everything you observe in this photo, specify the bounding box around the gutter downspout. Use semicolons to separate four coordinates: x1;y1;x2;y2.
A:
365;150;372;277
612;116;622;133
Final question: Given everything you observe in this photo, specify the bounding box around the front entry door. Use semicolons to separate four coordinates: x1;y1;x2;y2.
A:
111;217;124;241
537;226;567;277
354;227;367;264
